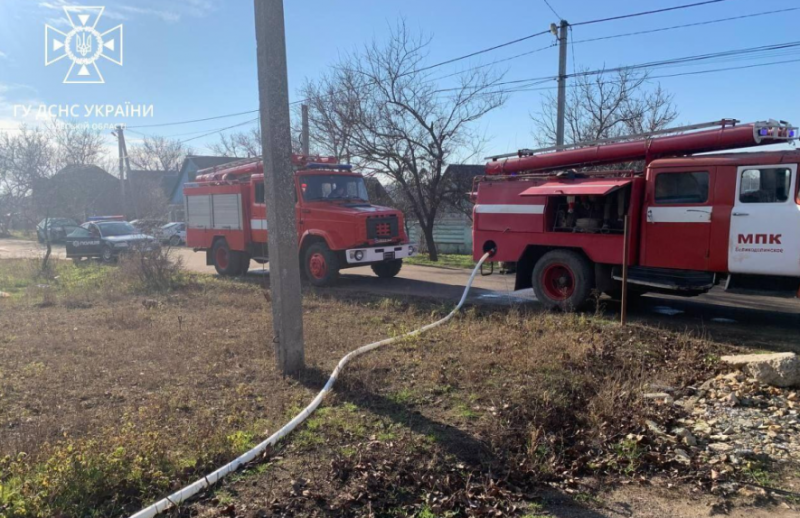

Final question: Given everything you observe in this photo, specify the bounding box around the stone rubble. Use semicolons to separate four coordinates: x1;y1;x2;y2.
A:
651;371;800;480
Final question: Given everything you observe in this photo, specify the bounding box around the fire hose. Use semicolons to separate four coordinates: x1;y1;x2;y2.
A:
129;251;493;518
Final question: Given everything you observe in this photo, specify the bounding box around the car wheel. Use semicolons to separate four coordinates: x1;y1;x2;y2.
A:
371;259;403;278
101;245;116;264
169;235;181;247
304;242;340;287
212;239;243;276
532;250;593;311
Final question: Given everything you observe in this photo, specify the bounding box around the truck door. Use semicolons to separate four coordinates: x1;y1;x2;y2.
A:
642;168;714;271
728;164;800;277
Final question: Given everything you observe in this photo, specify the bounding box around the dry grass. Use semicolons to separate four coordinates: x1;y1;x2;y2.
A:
0;258;730;517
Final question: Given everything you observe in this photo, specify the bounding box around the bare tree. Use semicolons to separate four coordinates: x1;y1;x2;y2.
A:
532;69;678;147
47;120;105;170
210;127;262;158
0;127;54;233
304;22;505;260
128;135;190;171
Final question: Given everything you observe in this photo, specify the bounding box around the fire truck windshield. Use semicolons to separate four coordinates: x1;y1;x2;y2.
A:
301;174;370;203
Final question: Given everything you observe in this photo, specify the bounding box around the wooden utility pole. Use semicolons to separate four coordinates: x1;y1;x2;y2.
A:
116;127;139;219
555;19;569;147
114;126;127;214
254;0;305;374
301;104;310;155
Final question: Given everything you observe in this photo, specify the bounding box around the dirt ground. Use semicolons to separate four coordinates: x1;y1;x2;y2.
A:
1;254;799;517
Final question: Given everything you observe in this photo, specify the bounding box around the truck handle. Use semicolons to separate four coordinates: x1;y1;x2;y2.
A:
732;212;750;217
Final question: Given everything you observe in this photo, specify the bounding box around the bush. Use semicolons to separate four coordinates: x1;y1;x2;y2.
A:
116;246;185;293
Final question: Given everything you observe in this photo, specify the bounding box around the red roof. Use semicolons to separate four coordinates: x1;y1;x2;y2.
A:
520;178;632;197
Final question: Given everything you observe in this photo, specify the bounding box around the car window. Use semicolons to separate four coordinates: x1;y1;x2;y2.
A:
97;222;136;236
740;168;791;204
655;172;709;204
68;227;92;238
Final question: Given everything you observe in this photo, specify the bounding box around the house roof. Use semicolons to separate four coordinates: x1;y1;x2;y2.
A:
128;169;180;198
183;155;242;172
169;156;243;202
52;164;117;181
444;164;485;178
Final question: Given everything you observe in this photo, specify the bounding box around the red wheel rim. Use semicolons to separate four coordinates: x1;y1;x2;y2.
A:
542;263;575;301
309;252;327;280
215;247;229;270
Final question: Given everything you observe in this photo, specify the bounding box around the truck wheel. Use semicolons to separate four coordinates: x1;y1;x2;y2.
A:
239;253;251;275
371;259;403;278
304;242;340;287
532;250;593;311
212;239;242;276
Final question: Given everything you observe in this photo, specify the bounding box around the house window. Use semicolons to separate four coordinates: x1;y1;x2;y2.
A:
254;182;265;204
740;168;791;203
655;172;709;204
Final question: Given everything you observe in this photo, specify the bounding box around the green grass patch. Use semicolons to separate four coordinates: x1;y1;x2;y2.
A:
405;254;475;269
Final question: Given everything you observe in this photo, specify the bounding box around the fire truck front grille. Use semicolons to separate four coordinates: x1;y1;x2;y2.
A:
367;216;399;240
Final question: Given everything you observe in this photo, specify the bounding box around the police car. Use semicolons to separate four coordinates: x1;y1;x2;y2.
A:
66;220;159;263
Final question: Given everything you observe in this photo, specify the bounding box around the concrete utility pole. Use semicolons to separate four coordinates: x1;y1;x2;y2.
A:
301;104;310;156
555;19;569;147
254;0;305;374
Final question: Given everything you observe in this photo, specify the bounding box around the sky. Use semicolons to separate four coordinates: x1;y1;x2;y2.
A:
0;0;798;160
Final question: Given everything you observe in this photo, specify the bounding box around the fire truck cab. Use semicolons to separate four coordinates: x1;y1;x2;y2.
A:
474;119;800;310
184;155;416;286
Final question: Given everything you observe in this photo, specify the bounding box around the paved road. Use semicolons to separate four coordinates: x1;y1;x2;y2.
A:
2;239;798;349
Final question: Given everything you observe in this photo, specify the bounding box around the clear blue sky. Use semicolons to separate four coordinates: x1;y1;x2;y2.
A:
0;0;798;158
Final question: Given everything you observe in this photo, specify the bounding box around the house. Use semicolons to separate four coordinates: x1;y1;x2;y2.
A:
126;170;180;220
33;165;123;222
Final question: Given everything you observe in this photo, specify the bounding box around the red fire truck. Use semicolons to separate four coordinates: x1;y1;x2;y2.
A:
473;119;800;309
183;155;416;286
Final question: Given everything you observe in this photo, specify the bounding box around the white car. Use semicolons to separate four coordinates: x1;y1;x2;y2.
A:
158;222;186;246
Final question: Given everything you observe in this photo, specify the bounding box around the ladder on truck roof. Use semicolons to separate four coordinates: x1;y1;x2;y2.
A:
486;119;796;161
196;154;352;176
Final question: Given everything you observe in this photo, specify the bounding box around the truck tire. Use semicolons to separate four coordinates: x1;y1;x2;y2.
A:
304;242;340;287
212;239;242;276
532;250;594;311
239;253;251;275
371;259;403;278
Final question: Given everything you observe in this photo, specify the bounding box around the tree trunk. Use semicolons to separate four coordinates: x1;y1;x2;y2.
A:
422;223;438;262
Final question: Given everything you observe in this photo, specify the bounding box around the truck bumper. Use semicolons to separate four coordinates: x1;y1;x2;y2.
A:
345;244;416;265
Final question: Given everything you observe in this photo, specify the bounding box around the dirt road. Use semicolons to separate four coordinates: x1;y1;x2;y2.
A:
2;238;798;351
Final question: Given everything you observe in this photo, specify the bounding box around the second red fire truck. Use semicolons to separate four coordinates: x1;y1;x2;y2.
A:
473;119;800;309
183;155;416;286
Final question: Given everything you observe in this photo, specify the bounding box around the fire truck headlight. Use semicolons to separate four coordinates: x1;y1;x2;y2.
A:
355;250;365;261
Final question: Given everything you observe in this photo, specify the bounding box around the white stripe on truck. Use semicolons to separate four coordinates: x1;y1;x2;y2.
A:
474;204;545;214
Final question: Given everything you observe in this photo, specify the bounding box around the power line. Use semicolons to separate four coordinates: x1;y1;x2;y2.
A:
572;7;800;45
126;109;259;129
572;0;733;27
542;0;562;19
445;57;800;98
429;43;557;82
179;118;259;145
446;39;800;91
415;30;552;73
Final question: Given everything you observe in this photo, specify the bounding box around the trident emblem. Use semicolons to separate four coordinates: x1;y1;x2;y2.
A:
76;32;93;57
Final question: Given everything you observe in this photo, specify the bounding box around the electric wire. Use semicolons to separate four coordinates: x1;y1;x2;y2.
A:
571;0;734;27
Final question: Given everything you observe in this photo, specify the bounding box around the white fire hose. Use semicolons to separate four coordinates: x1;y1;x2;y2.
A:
129;251;493;518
